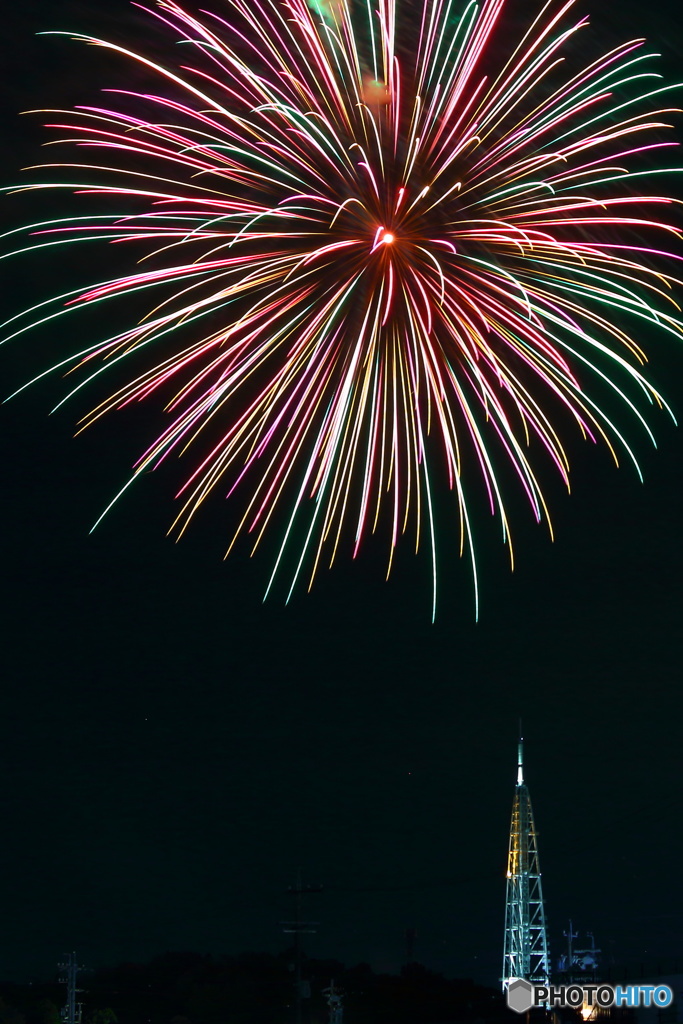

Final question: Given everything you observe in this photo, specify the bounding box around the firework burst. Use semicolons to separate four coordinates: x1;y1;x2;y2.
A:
3;0;682;616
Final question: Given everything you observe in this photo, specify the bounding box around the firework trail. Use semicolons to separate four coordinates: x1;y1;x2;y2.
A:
3;0;682;617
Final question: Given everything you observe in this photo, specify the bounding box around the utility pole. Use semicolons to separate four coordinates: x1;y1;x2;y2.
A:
58;953;84;1024
323;980;344;1024
281;873;323;1024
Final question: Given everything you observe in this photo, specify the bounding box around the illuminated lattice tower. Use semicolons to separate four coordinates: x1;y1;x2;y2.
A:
502;737;550;991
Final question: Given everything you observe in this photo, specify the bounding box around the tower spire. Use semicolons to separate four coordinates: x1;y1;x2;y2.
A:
502;733;549;990
517;722;524;786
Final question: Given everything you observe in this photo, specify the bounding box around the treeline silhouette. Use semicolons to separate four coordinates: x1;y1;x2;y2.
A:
0;950;513;1024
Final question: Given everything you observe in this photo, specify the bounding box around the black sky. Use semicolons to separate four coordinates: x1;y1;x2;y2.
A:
1;0;682;990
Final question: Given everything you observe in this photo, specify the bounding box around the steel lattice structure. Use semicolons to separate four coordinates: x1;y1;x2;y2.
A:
502;738;550;990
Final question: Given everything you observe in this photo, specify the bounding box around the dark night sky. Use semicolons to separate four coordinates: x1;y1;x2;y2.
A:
1;0;682;991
